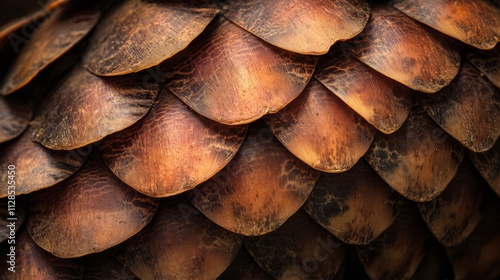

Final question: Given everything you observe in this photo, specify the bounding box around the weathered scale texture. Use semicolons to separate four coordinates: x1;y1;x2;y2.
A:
0;0;499;279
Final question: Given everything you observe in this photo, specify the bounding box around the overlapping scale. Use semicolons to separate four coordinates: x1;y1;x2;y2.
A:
245;210;345;279
114;196;243;280
27;153;160;258
417;158;485;247
0;229;84;279
418;60;500;152
188;122;320;236
343;6;460;93
83;251;139;280
0;1;101;95
100;89;247;198
394;0;500;50
315;46;413;134
83;0;218;76
447;200;500;280
0;129;86;197
265;79;376;172
469;141;500;196
162;17;317;125
303;159;404;245
365;107;464;202
218;0;370;54
0;93;31;143
356;207;429;280
466;45;500;87
30;64;158;150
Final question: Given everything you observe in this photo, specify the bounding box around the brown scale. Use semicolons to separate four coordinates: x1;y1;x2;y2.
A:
0;93;32;143
469;140;500;196
303;159;405;245
113;195;243;280
315;45;413;134
188;122;320;236
365;107;465;202
0;1;101;95
343;6;460;93
0;128;86;197
466;45;500;88
162;17;318;125
27;152;160;258
265;78;376;173
417;59;500;152
83;0;218;76
0;229;84;279
30;64;158;150
394;0;500;50
355;206;429;280
417;158;485;247
83;251;139;280
100;89;247;198
245;210;345;279
217;0;370;54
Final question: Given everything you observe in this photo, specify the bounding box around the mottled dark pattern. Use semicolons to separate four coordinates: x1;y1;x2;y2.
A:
303;159;404;245
218;247;274;280
0;93;32;143
189;121;320;236
394;0;500;49
365;107;465;202
418;60;500;152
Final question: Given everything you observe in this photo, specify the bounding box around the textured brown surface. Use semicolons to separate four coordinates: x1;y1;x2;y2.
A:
447;201;500;280
114;196;243;280
0;129;86;197
315;46;413;134
218;0;369;54
27;153;159;258
394;0;500;50
466;45;500;88
344;6;460;93
469;140;500;197
83;0;218;76
189;123;320;236
0;229;84;279
365;107;464;202
418;60;500;152
417;158;485;247
303;159;404;245
0;94;32;143
83;251;139;280
0;2;100;95
31;64;158;150
246;210;345;279
356;208;428;280
266;79;376;172
101;89;247;197
163;17;317;125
